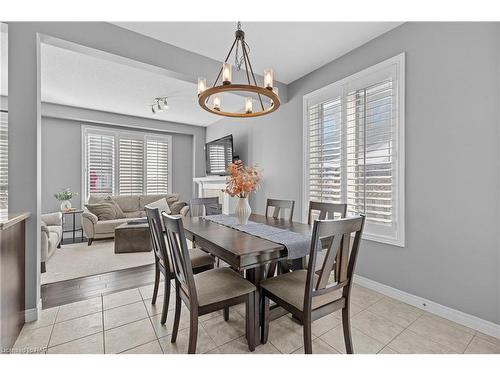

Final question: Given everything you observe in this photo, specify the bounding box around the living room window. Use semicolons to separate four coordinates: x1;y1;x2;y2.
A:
83;126;172;201
303;53;405;246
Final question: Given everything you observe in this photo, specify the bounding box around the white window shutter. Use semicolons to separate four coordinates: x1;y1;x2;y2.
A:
146;137;170;194
0;112;7;211
118;137;144;195
86;133;115;197
346;79;395;225
304;53;404;246
307;97;343;204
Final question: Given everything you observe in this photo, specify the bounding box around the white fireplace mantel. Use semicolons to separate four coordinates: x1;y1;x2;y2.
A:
193;176;229;214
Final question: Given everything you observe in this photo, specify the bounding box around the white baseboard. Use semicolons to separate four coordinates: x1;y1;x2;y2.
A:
24;299;42;323
353;274;500;340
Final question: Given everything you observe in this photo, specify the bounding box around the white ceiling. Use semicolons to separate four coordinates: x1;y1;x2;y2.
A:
114;22;403;84
38;22;404;127
41;44;243;126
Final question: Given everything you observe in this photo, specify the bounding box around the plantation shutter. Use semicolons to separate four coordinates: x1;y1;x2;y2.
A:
146;137;170;194
118;137;144;195
305;54;403;245
0;112;7;210
307;97;343;204
346;78;395;225
86;132;115;196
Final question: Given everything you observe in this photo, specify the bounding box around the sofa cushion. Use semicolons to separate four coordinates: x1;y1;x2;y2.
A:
86;202;121;221
124;210;143;219
94;218;130;234
170;201;187;215
112;195;141;212
145;198;171;215
139;194;179;209
104;197;125;218
87;194;108;204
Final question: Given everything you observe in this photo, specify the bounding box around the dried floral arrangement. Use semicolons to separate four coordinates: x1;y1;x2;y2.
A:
223;160;263;198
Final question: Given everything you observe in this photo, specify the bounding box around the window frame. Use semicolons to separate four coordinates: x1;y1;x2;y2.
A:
82;125;172;203
302;53;405;247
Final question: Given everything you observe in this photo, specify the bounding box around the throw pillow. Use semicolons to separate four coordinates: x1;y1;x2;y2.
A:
104;197;125;219
85;203;118;221
170;201;187;215
145;197;171;214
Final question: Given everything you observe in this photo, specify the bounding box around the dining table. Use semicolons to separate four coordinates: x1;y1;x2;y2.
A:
181;213;314;344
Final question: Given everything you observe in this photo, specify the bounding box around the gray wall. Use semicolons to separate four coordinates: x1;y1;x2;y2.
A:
207;22;500;324
41;113;196;214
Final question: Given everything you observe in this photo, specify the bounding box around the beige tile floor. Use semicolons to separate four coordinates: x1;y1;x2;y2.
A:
13;282;500;354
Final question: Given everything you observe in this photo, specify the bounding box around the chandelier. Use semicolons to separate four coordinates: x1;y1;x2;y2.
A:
197;22;280;118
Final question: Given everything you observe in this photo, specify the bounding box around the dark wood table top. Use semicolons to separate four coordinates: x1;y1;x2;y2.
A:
181;214;312;271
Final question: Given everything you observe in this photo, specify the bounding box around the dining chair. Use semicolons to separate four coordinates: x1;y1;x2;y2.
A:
265;198;295;221
260;215;366;354
145;206;216;325
265;199;296;277
189;196;225;275
306;201;348;274
307;201;347;224
162;212;258;354
189;197;222;217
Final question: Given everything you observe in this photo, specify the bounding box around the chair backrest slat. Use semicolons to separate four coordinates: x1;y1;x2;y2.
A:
305;216;365;308
315;233;342;290
189;197;221;217
265;198;295;221
162;213;198;302
145;206;170;275
307;201;347;224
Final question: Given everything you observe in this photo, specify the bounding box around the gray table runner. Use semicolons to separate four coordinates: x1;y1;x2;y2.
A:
204;214;314;259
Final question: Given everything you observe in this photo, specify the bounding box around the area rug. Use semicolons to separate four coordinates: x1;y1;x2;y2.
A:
41;240;155;284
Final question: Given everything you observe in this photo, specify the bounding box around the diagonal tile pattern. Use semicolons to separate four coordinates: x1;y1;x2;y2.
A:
12;281;500;354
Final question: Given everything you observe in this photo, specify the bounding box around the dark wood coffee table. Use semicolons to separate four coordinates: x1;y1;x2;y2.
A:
114;221;152;254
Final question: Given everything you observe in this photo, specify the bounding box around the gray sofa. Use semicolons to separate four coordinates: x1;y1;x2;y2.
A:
41;212;63;273
82;193;189;245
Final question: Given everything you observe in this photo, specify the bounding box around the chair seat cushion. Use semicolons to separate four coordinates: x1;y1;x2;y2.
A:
189;248;215;269
260;269;342;311
194;268;255;307
162;247;215;273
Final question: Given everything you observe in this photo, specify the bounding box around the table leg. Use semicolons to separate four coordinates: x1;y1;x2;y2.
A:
245;265;265;345
72;213;76;243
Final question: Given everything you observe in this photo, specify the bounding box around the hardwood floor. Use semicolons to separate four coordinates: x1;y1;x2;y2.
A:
41;264;156;309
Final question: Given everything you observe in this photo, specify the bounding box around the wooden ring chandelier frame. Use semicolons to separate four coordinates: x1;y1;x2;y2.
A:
197;22;280;118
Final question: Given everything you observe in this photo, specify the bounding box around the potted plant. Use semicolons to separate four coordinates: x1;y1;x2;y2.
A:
54;189;78;212
223;160;262;225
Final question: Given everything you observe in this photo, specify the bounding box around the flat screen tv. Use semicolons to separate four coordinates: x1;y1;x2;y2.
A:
205;135;234;176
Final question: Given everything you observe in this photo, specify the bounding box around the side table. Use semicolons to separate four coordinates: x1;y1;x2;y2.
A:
62;209;84;245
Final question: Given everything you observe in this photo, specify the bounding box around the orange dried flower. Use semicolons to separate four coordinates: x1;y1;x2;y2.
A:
223;160;263;198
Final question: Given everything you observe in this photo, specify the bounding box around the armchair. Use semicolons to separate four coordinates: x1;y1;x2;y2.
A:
41;212;63;273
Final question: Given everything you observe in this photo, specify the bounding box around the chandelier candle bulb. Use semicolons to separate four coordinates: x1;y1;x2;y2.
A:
245;97;253;113
222;63;232;85
264;69;274;89
197;77;207;95
213;96;221;111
